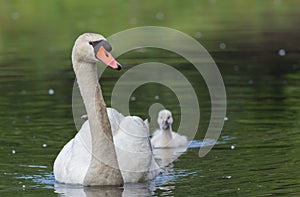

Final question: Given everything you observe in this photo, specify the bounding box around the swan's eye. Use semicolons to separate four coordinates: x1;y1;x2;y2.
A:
89;41;100;47
104;51;109;58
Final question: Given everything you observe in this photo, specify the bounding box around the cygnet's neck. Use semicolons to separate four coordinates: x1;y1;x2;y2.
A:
161;126;173;140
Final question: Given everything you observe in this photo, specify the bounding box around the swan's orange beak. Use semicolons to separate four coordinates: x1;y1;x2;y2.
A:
96;46;122;70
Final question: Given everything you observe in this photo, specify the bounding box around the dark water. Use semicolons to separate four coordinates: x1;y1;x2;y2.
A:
1;0;300;196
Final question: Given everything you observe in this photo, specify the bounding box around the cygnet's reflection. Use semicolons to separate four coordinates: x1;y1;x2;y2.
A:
153;146;188;168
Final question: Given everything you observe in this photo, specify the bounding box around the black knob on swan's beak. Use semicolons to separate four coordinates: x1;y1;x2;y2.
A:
116;63;122;70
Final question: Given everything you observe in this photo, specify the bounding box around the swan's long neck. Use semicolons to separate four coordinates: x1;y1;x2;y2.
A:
74;61;123;186
75;63;111;139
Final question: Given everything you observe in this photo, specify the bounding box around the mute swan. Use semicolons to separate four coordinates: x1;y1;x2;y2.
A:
151;109;188;148
53;33;159;186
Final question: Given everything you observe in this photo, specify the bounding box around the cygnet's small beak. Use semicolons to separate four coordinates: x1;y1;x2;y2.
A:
162;121;170;130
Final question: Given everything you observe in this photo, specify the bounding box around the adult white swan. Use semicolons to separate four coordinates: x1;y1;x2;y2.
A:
54;33;159;186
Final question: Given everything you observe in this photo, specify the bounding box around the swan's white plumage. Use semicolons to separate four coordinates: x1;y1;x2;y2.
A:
54;33;160;186
151;109;188;148
106;108;125;135
114;115;159;182
54;121;92;184
54;108;160;184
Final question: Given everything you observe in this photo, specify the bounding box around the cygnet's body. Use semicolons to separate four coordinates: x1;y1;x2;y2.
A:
151;109;188;148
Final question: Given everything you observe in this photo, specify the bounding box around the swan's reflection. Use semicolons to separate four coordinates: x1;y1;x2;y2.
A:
54;183;153;197
54;144;189;196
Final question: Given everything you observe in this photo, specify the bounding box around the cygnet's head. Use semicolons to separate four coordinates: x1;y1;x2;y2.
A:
157;109;173;130
72;33;121;70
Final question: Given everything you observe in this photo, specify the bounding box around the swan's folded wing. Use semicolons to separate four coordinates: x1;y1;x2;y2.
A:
114;116;160;182
147;156;161;180
107;108;125;136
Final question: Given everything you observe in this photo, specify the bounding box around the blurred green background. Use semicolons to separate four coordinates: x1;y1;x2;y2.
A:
1;0;300;196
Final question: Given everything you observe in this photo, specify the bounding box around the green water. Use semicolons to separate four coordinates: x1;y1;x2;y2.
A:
1;0;300;196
